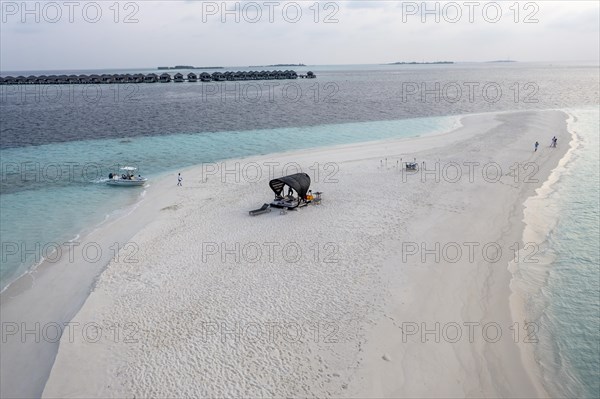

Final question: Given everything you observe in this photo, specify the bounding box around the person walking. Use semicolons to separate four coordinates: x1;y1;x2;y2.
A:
534;141;539;152
177;173;183;186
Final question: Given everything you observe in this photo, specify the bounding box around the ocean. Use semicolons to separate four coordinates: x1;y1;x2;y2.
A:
1;62;598;397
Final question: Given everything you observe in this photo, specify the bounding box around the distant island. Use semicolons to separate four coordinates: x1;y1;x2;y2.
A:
486;60;517;63
387;61;454;65
157;66;224;70
249;63;306;67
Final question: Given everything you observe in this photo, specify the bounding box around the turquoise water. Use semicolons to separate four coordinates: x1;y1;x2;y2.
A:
521;108;599;398
0;115;459;289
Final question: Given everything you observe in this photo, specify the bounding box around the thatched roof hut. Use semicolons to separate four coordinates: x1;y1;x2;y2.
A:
159;73;171;82
187;72;197;82
100;74;113;83
145;73;158;83
112;74;125;83
89;74;101;83
173;72;184;82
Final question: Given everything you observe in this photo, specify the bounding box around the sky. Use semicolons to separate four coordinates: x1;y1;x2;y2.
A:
1;0;599;71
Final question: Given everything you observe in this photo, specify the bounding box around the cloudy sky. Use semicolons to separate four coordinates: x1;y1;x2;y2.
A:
1;1;598;71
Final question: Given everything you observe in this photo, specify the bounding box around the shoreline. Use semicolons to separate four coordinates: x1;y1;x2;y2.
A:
1;109;572;398
0;113;465;294
508;110;584;397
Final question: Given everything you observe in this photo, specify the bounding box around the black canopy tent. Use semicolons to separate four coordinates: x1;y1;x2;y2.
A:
269;173;311;200
249;173;312;214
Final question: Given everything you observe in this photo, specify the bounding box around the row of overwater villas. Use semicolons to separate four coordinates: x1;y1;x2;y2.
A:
0;70;316;85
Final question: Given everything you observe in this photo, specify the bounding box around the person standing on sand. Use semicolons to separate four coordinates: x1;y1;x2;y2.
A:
177;173;183;186
535;141;539;152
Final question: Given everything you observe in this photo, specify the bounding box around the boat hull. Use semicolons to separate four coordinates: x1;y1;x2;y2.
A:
106;179;147;187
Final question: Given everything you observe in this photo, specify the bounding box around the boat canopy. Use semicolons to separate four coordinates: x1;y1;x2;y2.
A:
121;166;137;171
269;173;311;199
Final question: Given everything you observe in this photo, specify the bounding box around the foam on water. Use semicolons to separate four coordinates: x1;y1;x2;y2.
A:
0;115;460;291
510;107;600;398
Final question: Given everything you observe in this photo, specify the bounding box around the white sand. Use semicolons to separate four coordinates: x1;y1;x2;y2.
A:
7;110;572;398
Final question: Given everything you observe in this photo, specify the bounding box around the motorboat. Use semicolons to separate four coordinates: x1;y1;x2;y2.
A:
107;167;147;187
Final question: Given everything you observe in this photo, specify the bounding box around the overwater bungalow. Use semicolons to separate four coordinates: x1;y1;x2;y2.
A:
285;70;296;79
112;74;125;84
145;73;158;83
0;68;304;86
55;75;68;84
307;71;316;78
100;74;113;84
88;74;101;84
212;72;225;81
0;77;5;85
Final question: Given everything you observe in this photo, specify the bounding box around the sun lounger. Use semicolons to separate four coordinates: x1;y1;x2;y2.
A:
249;203;271;216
